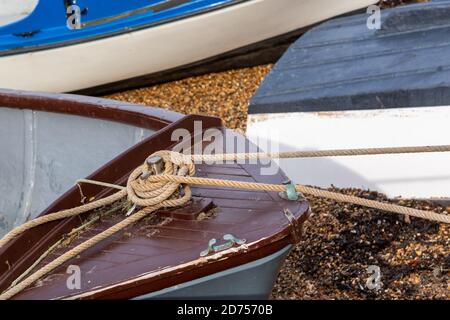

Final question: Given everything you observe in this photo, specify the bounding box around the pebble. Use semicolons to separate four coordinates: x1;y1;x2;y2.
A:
107;65;272;130
272;189;449;300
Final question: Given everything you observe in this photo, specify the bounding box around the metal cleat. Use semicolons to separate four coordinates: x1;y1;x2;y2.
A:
200;234;246;257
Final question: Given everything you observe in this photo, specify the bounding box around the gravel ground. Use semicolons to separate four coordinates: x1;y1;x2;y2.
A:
106;0;448;300
107;65;271;131
272;191;449;300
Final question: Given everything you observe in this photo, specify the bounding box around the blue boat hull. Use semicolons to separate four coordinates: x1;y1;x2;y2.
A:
0;0;242;55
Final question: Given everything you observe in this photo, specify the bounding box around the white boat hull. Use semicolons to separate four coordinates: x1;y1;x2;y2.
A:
0;0;376;92
247;106;450;200
0;0;38;26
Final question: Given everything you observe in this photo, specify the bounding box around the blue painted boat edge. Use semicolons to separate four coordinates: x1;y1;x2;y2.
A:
133;245;292;300
0;0;248;56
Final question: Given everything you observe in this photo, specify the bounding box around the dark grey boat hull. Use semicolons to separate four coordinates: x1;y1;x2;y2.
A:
249;0;450;115
136;245;292;300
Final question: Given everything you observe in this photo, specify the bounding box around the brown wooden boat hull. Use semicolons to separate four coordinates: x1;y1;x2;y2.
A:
0;89;309;299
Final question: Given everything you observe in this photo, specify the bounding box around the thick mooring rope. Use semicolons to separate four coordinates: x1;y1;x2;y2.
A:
1;145;449;299
191;145;450;162
144;175;450;224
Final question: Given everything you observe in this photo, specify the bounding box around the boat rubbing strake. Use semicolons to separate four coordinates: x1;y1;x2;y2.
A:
247;1;450;200
0;89;309;299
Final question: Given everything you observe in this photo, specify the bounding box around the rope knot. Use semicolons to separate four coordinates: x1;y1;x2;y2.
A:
126;151;195;209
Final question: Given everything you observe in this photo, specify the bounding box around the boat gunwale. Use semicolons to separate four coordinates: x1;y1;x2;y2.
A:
67;238;295;300
0;88;182;130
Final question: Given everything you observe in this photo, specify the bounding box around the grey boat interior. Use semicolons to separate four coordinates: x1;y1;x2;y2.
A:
0;107;154;237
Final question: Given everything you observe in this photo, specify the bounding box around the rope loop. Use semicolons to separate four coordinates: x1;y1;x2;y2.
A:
126;151;195;208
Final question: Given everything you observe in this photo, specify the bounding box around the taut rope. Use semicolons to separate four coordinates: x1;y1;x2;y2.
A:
1;145;449;299
190;145;450;162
